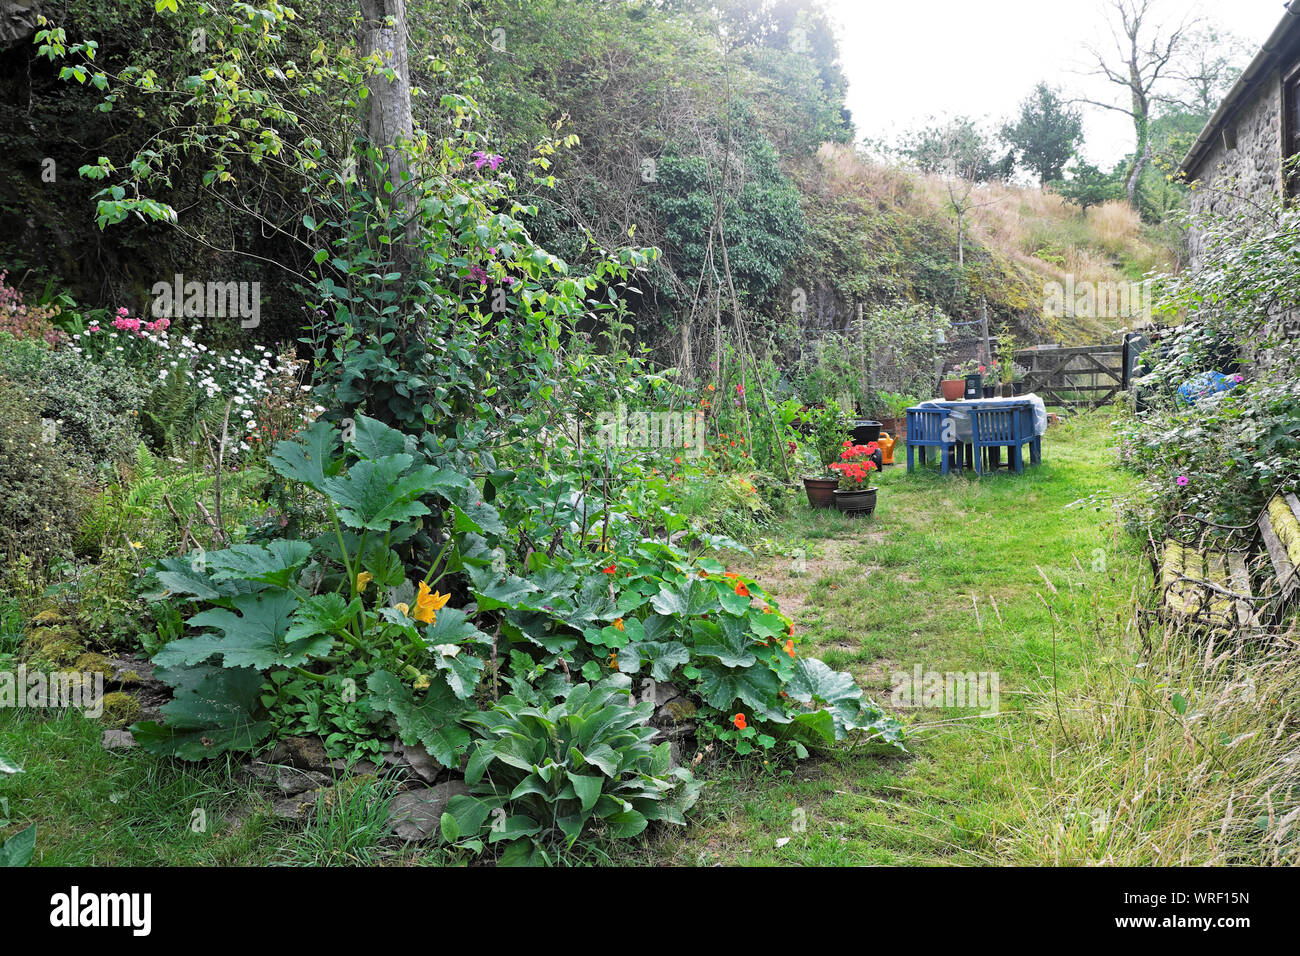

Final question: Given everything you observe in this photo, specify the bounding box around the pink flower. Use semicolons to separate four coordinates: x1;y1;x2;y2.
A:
1176;475;1190;487
471;150;504;171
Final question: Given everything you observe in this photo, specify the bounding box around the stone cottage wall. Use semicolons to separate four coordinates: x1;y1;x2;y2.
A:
1185;73;1283;269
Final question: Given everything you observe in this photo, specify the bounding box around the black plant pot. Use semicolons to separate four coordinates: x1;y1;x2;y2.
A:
1012;382;1025;396
963;374;982;400
833;487;878;517
850;420;882;444
982;385;996;398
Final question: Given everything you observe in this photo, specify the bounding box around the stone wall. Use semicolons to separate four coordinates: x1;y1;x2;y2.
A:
1185;72;1283;269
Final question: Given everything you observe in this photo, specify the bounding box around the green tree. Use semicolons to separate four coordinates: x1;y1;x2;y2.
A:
1052;162;1124;213
1002;83;1083;185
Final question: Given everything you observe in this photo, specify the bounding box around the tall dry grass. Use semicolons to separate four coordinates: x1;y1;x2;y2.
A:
1002;608;1300;865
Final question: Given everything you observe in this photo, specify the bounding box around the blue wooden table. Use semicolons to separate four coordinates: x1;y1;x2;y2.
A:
906;397;1044;475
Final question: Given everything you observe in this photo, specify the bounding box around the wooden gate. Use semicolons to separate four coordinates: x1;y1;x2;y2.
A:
1016;345;1124;407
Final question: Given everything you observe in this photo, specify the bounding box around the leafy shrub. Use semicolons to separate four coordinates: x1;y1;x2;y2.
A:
0;335;149;469
0;379;88;573
440;675;703;862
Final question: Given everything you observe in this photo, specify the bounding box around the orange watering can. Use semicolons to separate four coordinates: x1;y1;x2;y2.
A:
878;433;897;466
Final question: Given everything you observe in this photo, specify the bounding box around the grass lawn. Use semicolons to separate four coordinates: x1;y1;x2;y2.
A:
0;410;1156;865
636;409;1150;865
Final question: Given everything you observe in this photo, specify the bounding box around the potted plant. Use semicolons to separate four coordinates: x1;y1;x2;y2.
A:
1011;362;1029;395
997;332;1017;397
940;365;966;401
952;358;984;400
873;391;919;439
830;442;880;516
801;400;845;508
982;362;999;398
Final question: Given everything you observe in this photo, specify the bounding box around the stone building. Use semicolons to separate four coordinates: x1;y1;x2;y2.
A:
1178;3;1300;269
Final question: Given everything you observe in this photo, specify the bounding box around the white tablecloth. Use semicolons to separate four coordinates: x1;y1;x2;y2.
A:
913;394;1048;444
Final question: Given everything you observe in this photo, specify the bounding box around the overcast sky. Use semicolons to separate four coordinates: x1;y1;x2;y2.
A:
821;0;1287;167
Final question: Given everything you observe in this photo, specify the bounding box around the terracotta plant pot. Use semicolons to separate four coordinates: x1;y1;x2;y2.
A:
833;487;878;516
940;379;965;401
803;476;839;509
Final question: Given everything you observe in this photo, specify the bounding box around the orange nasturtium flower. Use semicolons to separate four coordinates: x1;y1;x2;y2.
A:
734;581;750;597
607;652;619;670
732;713;747;730
612;618;626;631
414;581;450;624
355;571;373;592
784;639;796;658
602;564;617;574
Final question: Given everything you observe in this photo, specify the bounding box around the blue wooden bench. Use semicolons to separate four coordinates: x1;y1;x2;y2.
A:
905;407;961;475
970;403;1040;475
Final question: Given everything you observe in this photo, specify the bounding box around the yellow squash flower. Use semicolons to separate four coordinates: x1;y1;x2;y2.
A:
414;581;450;624
356;571;373;592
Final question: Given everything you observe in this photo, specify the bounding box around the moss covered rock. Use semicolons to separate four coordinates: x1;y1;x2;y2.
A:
74;652;112;676
99;691;142;728
23;626;85;665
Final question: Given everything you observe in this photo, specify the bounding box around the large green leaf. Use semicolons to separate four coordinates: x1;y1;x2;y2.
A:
155;590;333;670
206;541;312;589
697;663;785;722
366;670;471;768
130;665;270;760
692;616;757;668
650;578;716;618
467;565;541;612
286;593;361;643
349;414;410;459
269;419;339;491
785;658;864;737
0;825;36;867
615;641;689;680
319;455;440;531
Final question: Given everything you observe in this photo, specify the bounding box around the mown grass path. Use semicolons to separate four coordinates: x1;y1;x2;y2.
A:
639;411;1144;865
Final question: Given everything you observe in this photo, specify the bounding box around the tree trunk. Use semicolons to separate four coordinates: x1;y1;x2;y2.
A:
359;0;416;258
